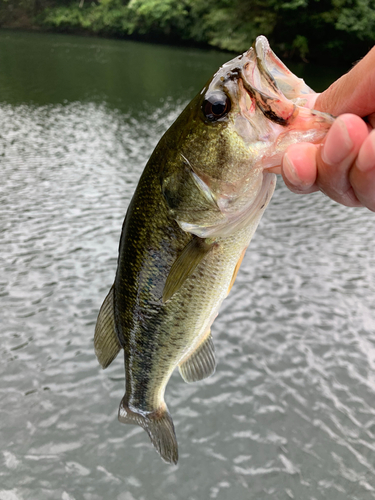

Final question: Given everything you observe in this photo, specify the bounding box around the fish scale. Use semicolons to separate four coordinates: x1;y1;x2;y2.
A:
116;165;261;404
94;36;334;464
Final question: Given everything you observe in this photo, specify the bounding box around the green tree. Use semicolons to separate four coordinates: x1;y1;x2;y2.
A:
1;0;374;63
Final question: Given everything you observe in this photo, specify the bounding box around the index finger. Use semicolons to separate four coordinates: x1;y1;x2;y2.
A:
314;46;375;117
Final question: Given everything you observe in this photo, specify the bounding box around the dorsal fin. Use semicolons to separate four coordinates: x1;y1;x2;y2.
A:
163;236;214;303
94;286;121;369
179;330;216;383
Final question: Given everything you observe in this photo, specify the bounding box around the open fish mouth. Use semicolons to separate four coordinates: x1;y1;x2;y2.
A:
248;36;314;100
238;36;333;129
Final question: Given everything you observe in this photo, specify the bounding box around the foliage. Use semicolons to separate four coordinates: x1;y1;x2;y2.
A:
268;0;375;61
188;0;277;52
0;0;374;62
335;0;375;39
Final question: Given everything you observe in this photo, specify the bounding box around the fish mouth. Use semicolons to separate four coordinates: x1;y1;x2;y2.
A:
238;36;315;126
235;36;334;155
237;36;335;132
239;75;297;127
244;36;314;103
209;35;332;130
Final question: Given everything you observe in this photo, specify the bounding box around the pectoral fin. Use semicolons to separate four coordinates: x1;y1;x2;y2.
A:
179;330;216;383
163;236;215;302
94;286;121;368
227;247;247;296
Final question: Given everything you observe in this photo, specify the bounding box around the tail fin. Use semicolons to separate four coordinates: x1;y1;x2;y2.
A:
118;397;178;465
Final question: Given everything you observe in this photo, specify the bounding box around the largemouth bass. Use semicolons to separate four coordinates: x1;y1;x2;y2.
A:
94;36;333;464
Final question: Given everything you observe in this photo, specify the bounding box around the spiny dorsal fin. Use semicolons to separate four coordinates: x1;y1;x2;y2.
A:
94;286;121;369
118;397;178;465
179;330;216;383
227;246;247;296
163;236;214;303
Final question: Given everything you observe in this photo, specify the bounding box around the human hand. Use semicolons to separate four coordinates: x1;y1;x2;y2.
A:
273;46;375;211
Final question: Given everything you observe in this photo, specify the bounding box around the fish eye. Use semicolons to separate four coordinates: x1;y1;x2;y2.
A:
202;92;231;122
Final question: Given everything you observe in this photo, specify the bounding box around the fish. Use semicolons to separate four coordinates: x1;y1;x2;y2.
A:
94;36;334;464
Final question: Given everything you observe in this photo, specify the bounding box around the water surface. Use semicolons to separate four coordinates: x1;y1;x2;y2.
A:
1;30;375;500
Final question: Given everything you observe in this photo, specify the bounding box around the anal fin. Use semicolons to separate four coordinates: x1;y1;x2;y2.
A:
94;286;121;369
227;247;247;296
163;236;214;302
179;330;216;383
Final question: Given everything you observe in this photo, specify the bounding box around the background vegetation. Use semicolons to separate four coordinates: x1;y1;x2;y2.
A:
1;0;374;62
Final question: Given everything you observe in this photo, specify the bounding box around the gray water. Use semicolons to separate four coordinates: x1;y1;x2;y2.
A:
1;30;375;500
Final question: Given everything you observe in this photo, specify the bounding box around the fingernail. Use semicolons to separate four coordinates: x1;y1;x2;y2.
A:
283;153;299;185
321;118;353;165
357;131;375;172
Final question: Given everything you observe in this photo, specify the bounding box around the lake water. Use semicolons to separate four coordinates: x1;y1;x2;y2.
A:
1;30;375;500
